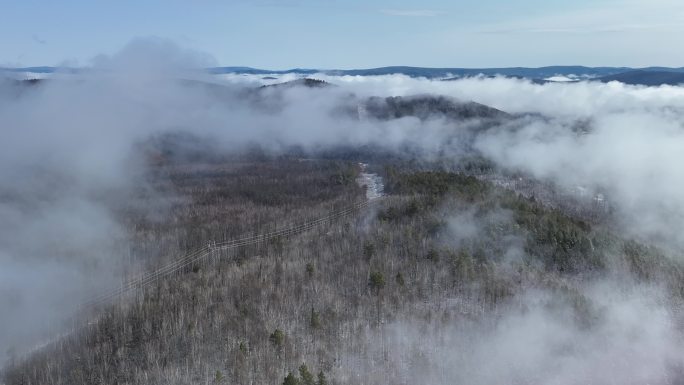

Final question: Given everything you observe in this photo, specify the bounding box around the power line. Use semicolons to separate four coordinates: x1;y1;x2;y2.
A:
81;197;383;311
15;197;384;362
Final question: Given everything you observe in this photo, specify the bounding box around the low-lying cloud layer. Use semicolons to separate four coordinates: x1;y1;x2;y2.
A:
3;39;684;378
243;71;684;247
353;281;684;385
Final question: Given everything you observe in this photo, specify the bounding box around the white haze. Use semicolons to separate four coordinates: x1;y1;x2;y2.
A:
299;73;684;246
2;39;684;382
351;281;684;385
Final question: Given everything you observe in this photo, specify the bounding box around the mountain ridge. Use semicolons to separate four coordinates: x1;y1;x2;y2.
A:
6;65;684;77
209;65;684;79
6;66;684;86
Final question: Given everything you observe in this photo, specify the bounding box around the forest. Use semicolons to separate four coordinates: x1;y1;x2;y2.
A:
3;141;684;384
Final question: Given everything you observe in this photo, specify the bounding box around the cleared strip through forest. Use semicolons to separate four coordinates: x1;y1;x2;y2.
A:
81;197;383;311
14;197;383;362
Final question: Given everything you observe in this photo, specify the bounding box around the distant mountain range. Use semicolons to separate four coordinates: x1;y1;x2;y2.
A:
593;70;684;87
210;66;684;86
210;65;637;78
0;66;80;74
4;65;684;86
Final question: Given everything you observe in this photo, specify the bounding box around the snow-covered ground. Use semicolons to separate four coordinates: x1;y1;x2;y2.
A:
356;163;384;200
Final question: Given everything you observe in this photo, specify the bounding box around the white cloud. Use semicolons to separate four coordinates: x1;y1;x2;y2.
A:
8;45;684;366
355;282;684;385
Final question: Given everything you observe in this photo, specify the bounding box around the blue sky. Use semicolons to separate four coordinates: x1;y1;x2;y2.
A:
1;0;683;68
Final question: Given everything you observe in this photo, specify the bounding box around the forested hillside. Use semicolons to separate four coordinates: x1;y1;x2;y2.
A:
5;152;684;384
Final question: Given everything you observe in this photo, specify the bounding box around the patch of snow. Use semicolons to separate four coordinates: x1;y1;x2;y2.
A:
356;163;384;200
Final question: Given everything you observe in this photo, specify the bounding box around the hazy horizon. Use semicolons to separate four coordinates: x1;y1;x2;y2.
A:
4;63;684;70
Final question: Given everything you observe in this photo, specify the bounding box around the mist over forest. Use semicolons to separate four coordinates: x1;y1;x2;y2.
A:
2;39;684;385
